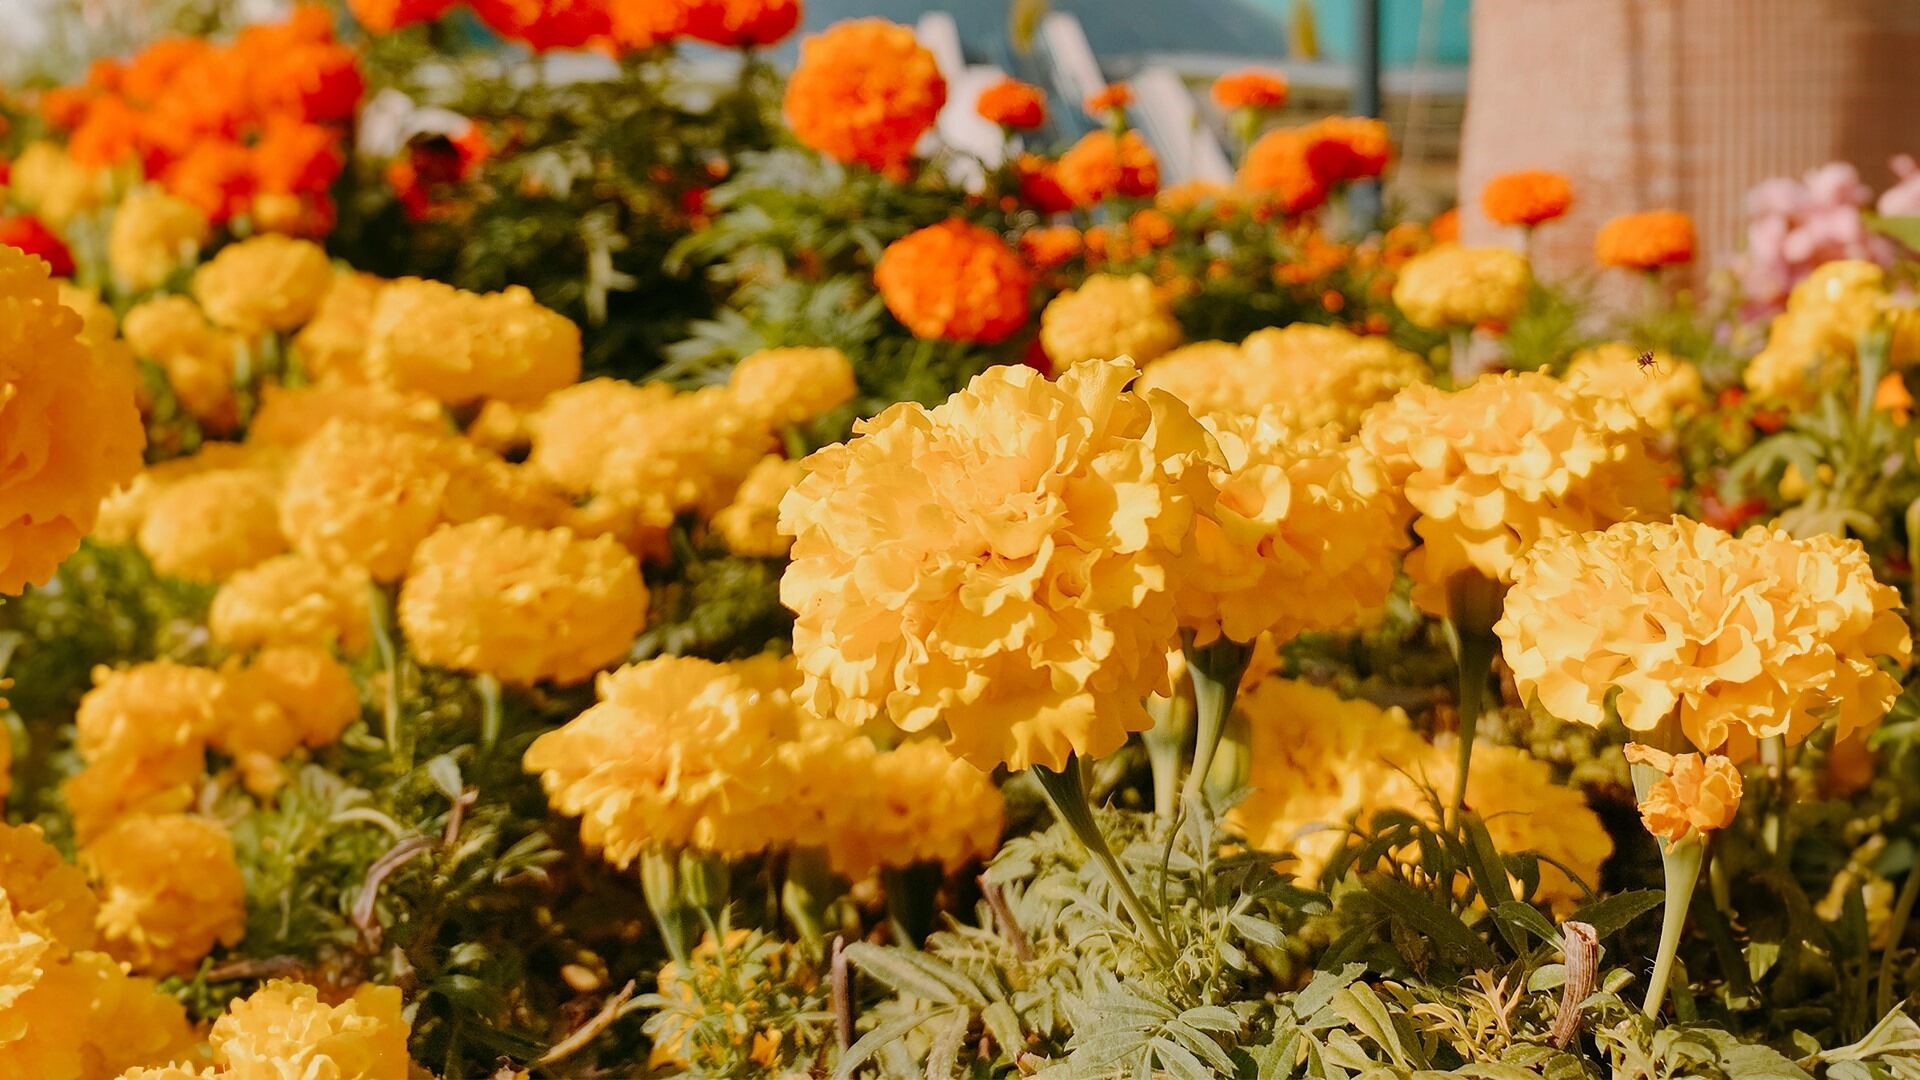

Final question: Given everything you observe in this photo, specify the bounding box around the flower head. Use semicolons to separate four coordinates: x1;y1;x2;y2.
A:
1565;343;1706;430
875;220;1033;344
0;822;99;950
1595;210;1696;270
1056;130;1159;206
364;278;581;406
1358;371;1673;615
467;0;611;49
400;517;647;686
247;383;447;449
1497;518;1911;755
714;455;806;558
1623;744;1743;845
0;213;75;277
1141;324;1429;433
783;19;946;172
211;553;372;654
1083;83;1133;117
1039;273;1182;368
780;358;1219;771
1237;128;1329;215
1481;170;1574;227
0;245;145;593
211;980;411;1077
821;738;1004;880
65;660;220;840
1743;260;1919;405
348;0;456;32
109;189;210;291
684;0;801;46
136;465;287;582
212;645;361;793
1211;69;1289;111
190;234;334;334
82;813;246;977
976;78;1047;130
728;346;858;430
292;271;385;384
1392;244;1530;329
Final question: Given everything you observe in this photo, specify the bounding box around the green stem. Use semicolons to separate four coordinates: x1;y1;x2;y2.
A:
639;850;691;969
1449;327;1475;386
1141;694;1193;819
1032;755;1173;962
1858;323;1891;423
781;847;841;950
1641;836;1705;1017
1876;864;1920;1018
1445;571;1505;818
1181;636;1252;810
881;863;943;948
475;673;502;751
366;583;405;765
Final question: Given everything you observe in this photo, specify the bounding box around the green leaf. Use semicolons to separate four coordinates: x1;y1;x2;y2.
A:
1367;877;1496;967
1569;889;1664;940
843;943;976;1006
837;1013;934;1079
1294;963;1367;1021
1492;901;1561;952
1867;213;1920;255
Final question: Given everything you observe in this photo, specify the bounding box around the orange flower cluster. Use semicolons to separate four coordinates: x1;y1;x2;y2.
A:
875;220;1033;343
347;0;455;32
1211;69;1289;111
349;0;800;51
1238;116;1391;216
1014;154;1075;214
784;19;947;173
1056;130;1160;207
1084;83;1134;117
1595;209;1697;270
976;78;1048;131
1481;169;1574;227
42;6;359;231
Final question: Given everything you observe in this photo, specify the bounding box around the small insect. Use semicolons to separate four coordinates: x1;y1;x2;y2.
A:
1636;350;1662;376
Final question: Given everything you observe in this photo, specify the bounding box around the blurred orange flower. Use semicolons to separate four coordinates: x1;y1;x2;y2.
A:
467;0;612;50
1595;209;1696;270
1211;69;1289;111
976;78;1047;130
1482;169;1573;227
875;219;1033;343
784;19;946;173
1019;224;1083;271
1238;128;1327;215
1056;130;1159;207
1302;116;1391;183
1014;154;1074;214
685;0;802;47
348;0;456;32
1084;83;1133;116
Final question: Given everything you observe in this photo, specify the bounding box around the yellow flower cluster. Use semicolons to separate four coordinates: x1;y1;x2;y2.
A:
216;645;363;794
1039;273;1184;368
0;246;145;594
363;277;582;406
713;456;808;558
1230;679;1610;911
1744;260;1920;406
1497;517;1911;755
1390;244;1530;330
1564;343;1707;431
94;442;263;544
1358;371;1672;615
109;189;210;292
729;347;860;430
1139;324;1429;433
246;383;447;449
819;738;1004;881
82;813;246;977
399;516;649;686
0;822;196;1078
190;234;335;335
8;141;109;227
292;271;386;384
780;358;1219;772
136;464;287;582
205;980;411;1078
210;553;372;654
122;294;246;432
1179;415;1410;645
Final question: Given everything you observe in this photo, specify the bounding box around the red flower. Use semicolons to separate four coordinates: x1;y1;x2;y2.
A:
0;214;74;277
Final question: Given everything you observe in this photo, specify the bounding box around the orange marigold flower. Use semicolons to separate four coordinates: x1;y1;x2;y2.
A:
1211;68;1289;111
347;0;456;32
1595;209;1696;270
1083;82;1133;116
1019;224;1083;271
1056;130;1159;207
685;0;802;47
875;220;1033;344
1126;208;1176;251
1014;154;1074;214
608;0;692;48
467;0;612;50
783;19;946;173
251;118;345;198
1303;116;1392;183
1237;128;1328;215
1482;169;1573;227
976;78;1047;130
1623;744;1743;845
161;141;257;224
1430;207;1460;243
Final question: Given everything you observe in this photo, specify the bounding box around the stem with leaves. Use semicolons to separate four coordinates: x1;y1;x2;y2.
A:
1445;570;1506;818
1031;754;1174;962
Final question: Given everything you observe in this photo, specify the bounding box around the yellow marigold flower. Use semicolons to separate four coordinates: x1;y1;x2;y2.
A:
713;455;806;558
1564;343;1706;430
1358;371;1672;616
588;386;773;530
81;949;200;1076
210;553;372;654
109;189;210;292
191;234;334;335
65;660;219;841
399;517;647;686
210;980;411;1078
821;738;1004;881
247;383;447;449
93;441;262;544
1623;743;1742;845
780;358;1219;772
1181;415;1409;645
279;419;565;581
526;378;678;494
1143;324;1429;433
82;813;246;977
1496;518;1911;755
121;294;244;432
0;822;99;950
1039;273;1184;368
525;654;807;863
8;141;105;227
137;466;287;582
1743;260;1920;406
292;271;386;385
0;246;145;594
728;347;858;430
364;278;581;406
54;282;116;348
1391;244;1530;330
212;646;361;794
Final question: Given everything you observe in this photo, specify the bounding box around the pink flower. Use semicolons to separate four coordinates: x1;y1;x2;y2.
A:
1736;161;1898;317
1878;156;1920;217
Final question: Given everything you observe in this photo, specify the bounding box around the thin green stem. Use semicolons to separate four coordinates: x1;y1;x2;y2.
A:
1858;323;1892;422
1641;836;1705;1017
1876;864;1920;1018
1032;756;1173;962
1181;636;1252;810
475;673;502;751
1141;694;1193;819
639;850;691;969
365;583;405;765
781;848;841;950
1445;571;1505;818
1449;327;1475;386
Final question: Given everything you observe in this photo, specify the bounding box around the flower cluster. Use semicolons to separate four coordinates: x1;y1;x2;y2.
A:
1238;117;1391;216
1039;273;1183;368
1391;244;1530;330
783;19;946;173
1141;323;1428;433
1744;259;1920;405
82;812;247;977
1564;343;1707;431
875;220;1033;343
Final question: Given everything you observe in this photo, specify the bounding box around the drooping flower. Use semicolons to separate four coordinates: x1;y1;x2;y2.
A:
1391;244;1530;329
783;19;946;173
1039;273;1183;367
976;78;1047;130
819;738;1004;881
210;553;373;654
190;234;334;335
400;517;648;686
779;358;1219;772
728;347;858;430
1179;415;1410;646
0;245;145;594
1211;69;1289;111
1140;323;1429;433
1595;210;1696;270
1055;130;1159;206
1623;743;1743;844
713;455;806;558
875;220;1033;344
108;189;210;291
1497;518;1910;755
363;278;581;406
1481;170;1574;228
82;813;246;977
1357;371;1673;615
136;465;287;582
210;980;411;1078
1564;342;1707;430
